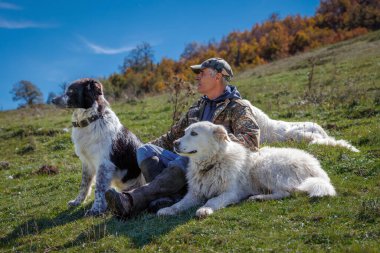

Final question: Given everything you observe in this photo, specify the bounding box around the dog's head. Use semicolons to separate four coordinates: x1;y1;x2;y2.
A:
52;78;108;110
173;122;230;158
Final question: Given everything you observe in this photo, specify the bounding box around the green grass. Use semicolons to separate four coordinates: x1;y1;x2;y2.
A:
1;31;379;252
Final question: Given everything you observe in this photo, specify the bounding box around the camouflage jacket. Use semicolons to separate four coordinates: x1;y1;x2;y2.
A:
151;97;260;152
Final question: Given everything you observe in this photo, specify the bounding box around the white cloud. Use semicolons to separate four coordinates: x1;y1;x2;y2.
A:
80;36;134;55
0;18;57;29
0;2;21;10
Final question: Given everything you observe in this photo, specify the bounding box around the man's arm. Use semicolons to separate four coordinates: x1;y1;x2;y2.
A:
150;113;189;151
229;103;260;151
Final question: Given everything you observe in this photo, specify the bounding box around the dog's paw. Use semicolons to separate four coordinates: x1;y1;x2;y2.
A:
196;207;213;218
157;207;177;216
248;195;266;201
68;199;82;207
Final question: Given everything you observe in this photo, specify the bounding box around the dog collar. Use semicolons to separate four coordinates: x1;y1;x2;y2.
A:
72;114;102;128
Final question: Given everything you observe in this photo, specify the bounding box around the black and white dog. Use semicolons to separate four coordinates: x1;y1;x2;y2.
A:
52;78;144;216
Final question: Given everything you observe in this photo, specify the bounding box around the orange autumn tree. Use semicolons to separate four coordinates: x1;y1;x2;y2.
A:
104;0;379;99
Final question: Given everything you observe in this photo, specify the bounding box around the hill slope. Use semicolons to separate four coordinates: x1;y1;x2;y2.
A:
0;31;379;252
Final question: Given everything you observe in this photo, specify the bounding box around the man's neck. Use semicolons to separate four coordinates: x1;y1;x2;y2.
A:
205;85;226;100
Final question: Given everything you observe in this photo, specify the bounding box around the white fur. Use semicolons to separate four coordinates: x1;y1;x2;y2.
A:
157;122;336;218
69;101;145;216
243;100;359;152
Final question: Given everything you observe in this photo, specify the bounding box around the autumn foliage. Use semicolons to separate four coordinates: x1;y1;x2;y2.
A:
102;0;379;99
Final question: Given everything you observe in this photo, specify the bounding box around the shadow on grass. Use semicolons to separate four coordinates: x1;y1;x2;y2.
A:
0;204;88;247
1;202;194;250
58;209;195;250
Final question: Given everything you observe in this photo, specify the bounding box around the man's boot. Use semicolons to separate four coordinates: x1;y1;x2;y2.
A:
139;156;165;183
105;165;186;219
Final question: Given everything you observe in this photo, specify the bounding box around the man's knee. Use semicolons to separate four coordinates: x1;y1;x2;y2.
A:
137;144;158;166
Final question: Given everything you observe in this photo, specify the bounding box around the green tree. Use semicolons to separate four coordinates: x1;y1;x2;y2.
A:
10;80;43;107
180;42;201;60
121;42;155;73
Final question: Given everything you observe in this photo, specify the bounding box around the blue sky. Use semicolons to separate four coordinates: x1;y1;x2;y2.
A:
0;0;320;111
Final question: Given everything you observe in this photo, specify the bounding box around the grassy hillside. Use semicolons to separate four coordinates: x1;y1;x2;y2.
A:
0;31;379;252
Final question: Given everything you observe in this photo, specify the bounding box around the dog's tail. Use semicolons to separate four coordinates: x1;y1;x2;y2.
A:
310;137;359;152
297;177;336;197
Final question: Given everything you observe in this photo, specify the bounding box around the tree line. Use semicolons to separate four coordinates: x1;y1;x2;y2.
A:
10;0;380;108
102;0;380;100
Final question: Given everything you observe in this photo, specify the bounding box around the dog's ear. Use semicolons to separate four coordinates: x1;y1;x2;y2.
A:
213;125;230;142
87;79;103;95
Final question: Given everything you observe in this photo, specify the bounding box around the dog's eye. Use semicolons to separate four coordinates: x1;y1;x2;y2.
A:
190;131;198;136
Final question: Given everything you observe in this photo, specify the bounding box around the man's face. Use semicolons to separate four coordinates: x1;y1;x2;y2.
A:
195;68;220;95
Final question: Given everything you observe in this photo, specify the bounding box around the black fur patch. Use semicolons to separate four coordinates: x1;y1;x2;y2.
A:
65;78;105;110
111;126;142;182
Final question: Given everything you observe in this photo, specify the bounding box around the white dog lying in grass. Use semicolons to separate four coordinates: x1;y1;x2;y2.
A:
157;122;336;218
243;100;359;152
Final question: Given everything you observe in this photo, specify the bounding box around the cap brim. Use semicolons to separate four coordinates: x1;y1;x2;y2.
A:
190;64;203;74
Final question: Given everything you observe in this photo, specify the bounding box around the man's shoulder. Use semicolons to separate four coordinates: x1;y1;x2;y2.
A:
226;98;257;118
231;98;252;107
228;98;253;109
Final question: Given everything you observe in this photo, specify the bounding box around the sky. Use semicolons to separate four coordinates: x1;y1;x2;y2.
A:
0;0;320;111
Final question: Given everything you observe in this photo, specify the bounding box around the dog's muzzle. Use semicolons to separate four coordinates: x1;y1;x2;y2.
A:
52;95;68;108
174;146;197;155
173;140;197;154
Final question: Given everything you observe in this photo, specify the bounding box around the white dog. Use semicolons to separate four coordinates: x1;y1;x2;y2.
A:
242;100;359;152
157;122;336;218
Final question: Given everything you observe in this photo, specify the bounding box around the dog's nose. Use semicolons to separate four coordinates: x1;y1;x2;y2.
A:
173;140;180;149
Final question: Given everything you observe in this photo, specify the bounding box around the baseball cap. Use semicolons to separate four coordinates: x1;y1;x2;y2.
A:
190;57;233;79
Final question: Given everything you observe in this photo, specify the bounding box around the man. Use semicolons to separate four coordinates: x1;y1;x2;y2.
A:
105;57;260;218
